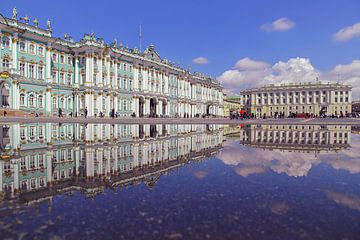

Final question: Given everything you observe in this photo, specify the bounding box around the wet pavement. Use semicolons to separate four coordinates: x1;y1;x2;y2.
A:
0;123;359;239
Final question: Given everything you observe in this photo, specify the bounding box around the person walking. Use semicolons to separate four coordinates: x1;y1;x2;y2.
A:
84;107;88;118
58;108;63;118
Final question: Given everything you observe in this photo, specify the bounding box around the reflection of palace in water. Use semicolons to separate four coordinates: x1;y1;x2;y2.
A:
0;124;223;201
240;124;351;152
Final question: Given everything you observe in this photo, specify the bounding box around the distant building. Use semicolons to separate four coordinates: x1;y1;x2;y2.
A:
224;95;242;117
240;82;352;117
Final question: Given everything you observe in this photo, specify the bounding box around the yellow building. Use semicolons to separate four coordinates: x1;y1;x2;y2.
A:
240;82;352;117
224;95;242;117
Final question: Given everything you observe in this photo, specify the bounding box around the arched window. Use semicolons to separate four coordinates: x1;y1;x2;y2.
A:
52;97;57;109
52;53;57;62
20;93;25;106
60;55;65;63
2;59;10;70
93;57;97;65
38;46;44;56
60;98;64;108
29;94;35;107
19;42;26;51
29;44;35;54
1;37;10;48
38;95;43;108
67;98;72;109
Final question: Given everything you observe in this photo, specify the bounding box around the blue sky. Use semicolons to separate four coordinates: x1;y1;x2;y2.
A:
2;0;360;95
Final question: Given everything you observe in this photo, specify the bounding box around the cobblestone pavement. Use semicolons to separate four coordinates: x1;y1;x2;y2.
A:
1;116;360;125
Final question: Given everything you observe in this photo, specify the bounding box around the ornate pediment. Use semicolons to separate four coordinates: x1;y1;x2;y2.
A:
143;44;161;62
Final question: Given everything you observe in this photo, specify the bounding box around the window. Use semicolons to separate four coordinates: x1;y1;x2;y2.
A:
2;58;10;70
123;98;127;111
52;71;57;82
29;94;35;107
38;95;43;108
38;46;44;56
38;66;43;79
67;56;72;65
52;53;57;62
1;37;10;48
38;127;44;139
20;42;26;51
60;55;65;63
20;93;25;106
29;65;35;78
60;72;65;83
29;44;35;54
94;57;97;65
67;98;71;108
124;63;127;71
53;97;57;109
20;63;25;76
60;98;64;108
67;74;72;85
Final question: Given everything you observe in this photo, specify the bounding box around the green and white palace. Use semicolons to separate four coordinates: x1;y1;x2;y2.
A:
0;8;224;118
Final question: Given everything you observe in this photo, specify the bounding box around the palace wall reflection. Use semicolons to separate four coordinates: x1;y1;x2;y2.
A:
220;124;355;177
0;124;223;201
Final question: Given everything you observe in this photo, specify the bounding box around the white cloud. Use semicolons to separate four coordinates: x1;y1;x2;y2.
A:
261;17;296;32
218;57;360;98
192;57;209;65
333;22;360;42
234;57;269;70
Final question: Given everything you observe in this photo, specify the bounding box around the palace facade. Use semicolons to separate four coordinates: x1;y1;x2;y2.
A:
0;9;224;118
240;83;352;117
0;123;223;198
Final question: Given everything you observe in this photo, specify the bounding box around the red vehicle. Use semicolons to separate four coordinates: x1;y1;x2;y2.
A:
295;113;306;118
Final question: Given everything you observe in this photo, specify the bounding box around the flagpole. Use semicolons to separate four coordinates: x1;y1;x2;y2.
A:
139;22;142;52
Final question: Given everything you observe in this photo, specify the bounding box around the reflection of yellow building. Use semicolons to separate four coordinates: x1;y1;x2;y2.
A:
224;95;242;117
0;123;223;201
240;83;352;117
240;124;351;152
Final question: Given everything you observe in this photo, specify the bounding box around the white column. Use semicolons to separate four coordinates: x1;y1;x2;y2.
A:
134;66;139;91
11;35;18;73
106;57;111;87
12;158;19;191
46;45;52;83
135;97;139;117
45;87;51;113
105;93;111;116
159;100;163;116
145;98;150;115
114;94;118;113
98;57;103;86
10;81;20;109
114;62;118;89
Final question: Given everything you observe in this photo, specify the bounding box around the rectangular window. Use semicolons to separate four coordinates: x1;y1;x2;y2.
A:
20;63;25;76
67;74;72;85
38;66;43;79
38;46;44;56
29;65;35;78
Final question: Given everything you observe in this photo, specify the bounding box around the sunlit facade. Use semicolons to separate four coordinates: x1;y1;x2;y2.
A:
0;10;224;118
240;83;352;117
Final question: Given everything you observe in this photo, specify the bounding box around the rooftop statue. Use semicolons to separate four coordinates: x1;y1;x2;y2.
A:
33;18;38;27
113;38;117;47
21;15;29;24
12;6;17;20
46;19;51;31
